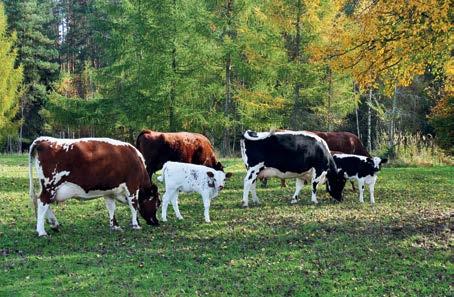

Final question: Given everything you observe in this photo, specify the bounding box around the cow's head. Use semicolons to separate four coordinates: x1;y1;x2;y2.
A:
326;170;346;201
207;170;233;191
138;183;161;226
369;157;388;172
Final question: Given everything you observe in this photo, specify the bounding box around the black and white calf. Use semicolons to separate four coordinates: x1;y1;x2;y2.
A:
240;130;345;207
157;161;232;223
332;153;387;204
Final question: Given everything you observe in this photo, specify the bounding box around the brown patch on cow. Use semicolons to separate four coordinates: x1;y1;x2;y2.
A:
136;130;223;177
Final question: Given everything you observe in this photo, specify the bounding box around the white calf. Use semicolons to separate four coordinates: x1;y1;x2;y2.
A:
158;162;232;223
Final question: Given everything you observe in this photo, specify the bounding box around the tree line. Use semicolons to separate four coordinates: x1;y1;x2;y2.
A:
0;0;452;156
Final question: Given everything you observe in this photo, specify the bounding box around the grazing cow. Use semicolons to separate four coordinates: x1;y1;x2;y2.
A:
157;162;232;223
261;131;369;189
240;130;346;207
136;130;224;179
332;153;388;204
29;137;161;236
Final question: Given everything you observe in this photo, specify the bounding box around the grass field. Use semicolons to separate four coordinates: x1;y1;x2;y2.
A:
0;154;453;296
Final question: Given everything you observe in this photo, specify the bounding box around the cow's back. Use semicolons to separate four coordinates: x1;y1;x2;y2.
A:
312;131;370;157
136;130;219;176
32;137;149;193
243;132;334;174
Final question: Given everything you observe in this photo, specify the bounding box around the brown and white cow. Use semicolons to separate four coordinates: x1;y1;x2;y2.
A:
29;137;161;236
136;130;224;178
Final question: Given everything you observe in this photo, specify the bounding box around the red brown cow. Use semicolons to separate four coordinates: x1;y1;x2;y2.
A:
29;137;161;236
312;131;371;157
136;130;223;178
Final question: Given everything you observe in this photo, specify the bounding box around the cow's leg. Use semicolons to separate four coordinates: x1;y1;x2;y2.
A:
170;192;183;220
46;206;60;231
260;178;268;188
281;179;287;188
291;178;304;204
36;200;50;236
161;189;175;222
126;193;141;230
357;179;365;203
105;197;121;231
242;163;263;207
202;193;211;223
310;169;327;204
250;180;259;204
368;176;377;204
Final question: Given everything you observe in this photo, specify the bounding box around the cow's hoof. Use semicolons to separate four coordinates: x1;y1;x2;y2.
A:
37;231;48;237
205;220;211;223
241;202;249;208
311;200;319;205
110;226;123;232
290;198;298;204
176;216;183;220
161;217;168;222
50;225;60;232
132;224;141;230
253;200;261;206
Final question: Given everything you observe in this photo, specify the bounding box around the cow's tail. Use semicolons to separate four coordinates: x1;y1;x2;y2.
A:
28;141;38;214
157;163;167;183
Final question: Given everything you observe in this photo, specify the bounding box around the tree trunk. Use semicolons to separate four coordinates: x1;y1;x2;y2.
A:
327;67;333;131
168;0;177;132
367;89;372;152
222;0;234;156
290;0;302;129
18;101;24;153
169;46;177;132
356;107;360;139
388;86;397;158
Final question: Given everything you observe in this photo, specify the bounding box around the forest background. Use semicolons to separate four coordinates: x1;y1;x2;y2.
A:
0;0;452;160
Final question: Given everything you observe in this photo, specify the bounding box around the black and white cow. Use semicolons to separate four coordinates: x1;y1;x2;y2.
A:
332;153;388;204
240;130;346;207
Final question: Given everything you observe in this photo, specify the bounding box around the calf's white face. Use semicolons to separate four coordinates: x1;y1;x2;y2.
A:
207;171;232;191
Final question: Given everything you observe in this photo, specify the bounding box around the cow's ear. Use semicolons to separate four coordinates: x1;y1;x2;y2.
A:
207;171;214;178
225;172;233;178
381;158;388;164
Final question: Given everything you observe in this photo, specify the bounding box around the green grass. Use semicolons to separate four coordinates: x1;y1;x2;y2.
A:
1;155;453;296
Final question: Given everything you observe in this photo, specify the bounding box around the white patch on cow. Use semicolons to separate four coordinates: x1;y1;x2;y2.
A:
50;169;70;185
333;153;368;161
54;182;130;202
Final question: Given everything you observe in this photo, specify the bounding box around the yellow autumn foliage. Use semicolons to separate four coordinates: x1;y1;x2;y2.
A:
312;0;452;92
